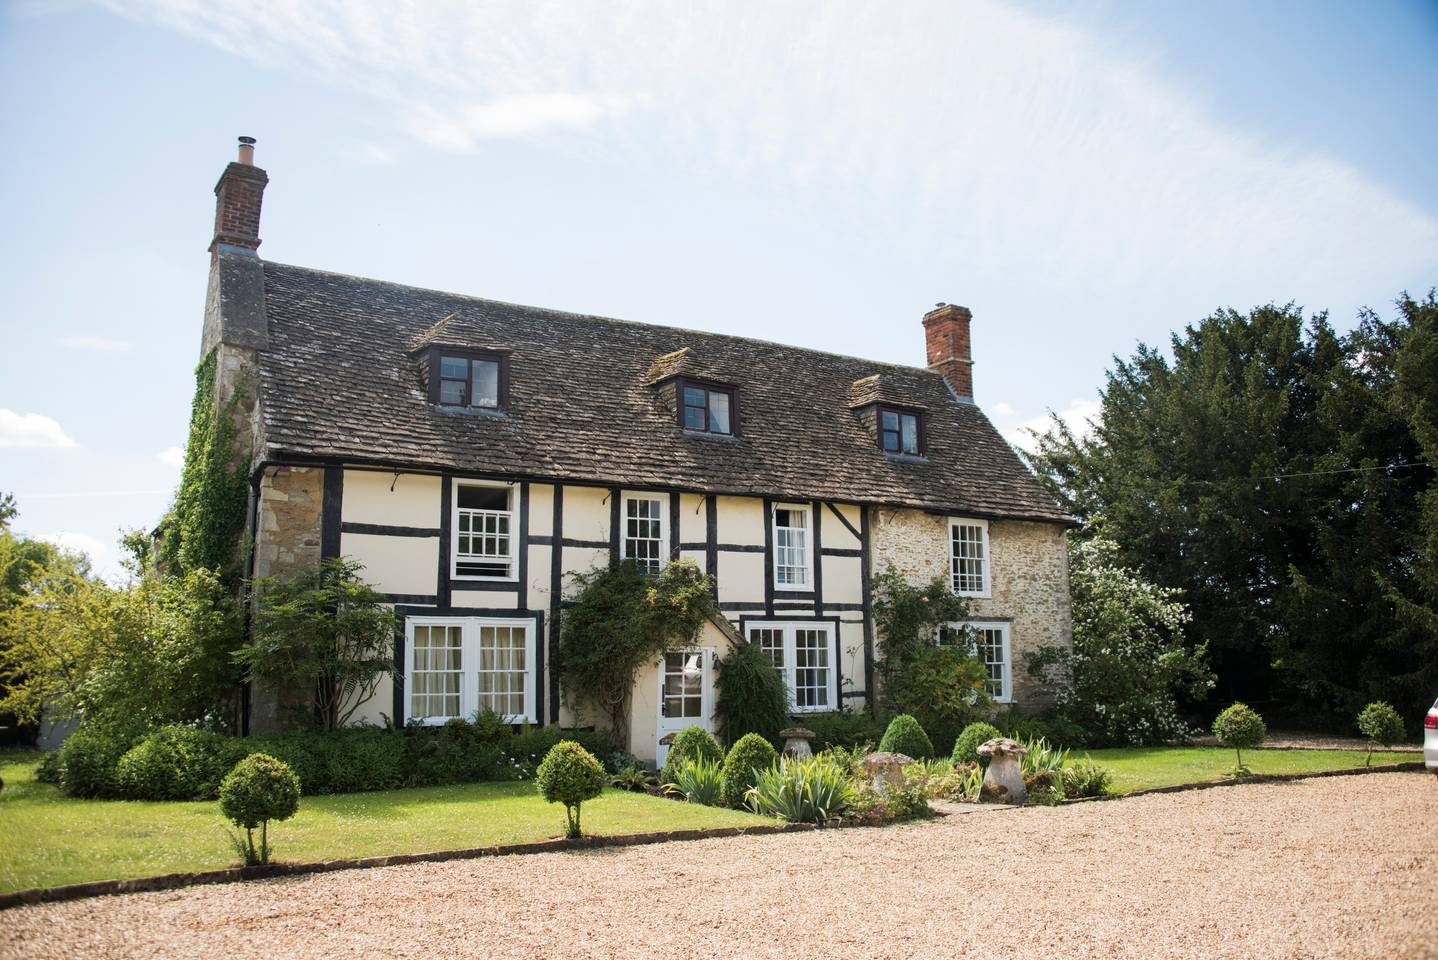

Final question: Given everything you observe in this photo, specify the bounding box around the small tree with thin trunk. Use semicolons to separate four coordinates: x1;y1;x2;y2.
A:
1356;701;1405;767
535;741;606;838
219;754;300;865
1212;702;1266;776
235;557;397;731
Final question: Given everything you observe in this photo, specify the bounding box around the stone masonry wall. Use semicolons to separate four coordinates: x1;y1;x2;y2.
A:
868;508;1071;711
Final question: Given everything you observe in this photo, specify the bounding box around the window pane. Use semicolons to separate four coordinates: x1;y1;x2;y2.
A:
881;410;899;430
683;386;706;408
774;507;809;587
457;485;509;510
684;404;706;431
708;391;731;434
439;379;465;405
950;523;987;594
881;429;900;451
471;360;500;408
625;496;665;575
440;356;468;379
901;414;919;454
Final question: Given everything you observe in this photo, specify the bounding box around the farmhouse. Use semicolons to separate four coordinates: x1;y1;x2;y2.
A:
201;138;1073;763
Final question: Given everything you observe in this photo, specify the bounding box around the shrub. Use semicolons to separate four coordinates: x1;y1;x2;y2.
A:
715;642;790;746
932;760;984;802
116;725;244;800
660;725;723;787
721;733;779;807
952;722;1002;765
504;726;615;780
1356;701;1405;766
248;728;407;795
804;711;888;752
35;750;63;785
1019;737;1069;778
745;755;853;823
1211;703;1266;775
219;754;301;865
609;763;654;792
1060;757;1112;798
1024;769;1064;805
663;755;725;806
877;714;933;760
58;721;149;798
535;741;606;838
403;718;504;786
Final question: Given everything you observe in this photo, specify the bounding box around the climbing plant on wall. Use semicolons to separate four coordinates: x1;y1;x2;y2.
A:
158;350;251;583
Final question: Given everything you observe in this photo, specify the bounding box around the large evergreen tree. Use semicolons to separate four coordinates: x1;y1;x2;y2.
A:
1027;293;1437;726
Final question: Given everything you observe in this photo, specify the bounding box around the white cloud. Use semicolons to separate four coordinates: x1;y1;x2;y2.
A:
1004;398;1102;452
98;0;1438;332
991;401;1016;417
156;446;184;466
58;334;132;353
0;409;78;448
34;531;123;582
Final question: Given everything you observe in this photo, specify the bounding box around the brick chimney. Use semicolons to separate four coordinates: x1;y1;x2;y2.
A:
923;303;974;400
210;136;268;258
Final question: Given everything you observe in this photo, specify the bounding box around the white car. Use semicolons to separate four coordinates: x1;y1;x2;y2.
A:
1427;697;1438;775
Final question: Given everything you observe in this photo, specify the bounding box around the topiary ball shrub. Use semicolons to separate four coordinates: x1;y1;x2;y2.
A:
660;725;724;787
219;753;301;866
1356;701;1405;767
535;740;606;838
721;733;779;807
1211;703;1266;776
952;722;1003;766
878;714;934;760
715;642;791;746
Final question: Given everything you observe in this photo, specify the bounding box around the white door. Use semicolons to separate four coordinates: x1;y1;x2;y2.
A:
656;647;715;768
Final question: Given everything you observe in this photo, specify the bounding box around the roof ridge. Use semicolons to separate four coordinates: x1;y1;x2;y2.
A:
261;259;944;377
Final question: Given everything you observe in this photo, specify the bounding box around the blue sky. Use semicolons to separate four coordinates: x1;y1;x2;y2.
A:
2;0;1435;579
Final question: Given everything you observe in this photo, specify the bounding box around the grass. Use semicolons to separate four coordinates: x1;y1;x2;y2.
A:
1084;746;1423;794
0;750;770;894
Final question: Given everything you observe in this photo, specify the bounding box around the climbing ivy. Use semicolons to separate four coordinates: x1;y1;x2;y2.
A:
158;350;251;583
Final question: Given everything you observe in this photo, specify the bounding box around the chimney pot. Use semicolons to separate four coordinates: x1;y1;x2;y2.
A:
237;136;256;165
922;303;975;400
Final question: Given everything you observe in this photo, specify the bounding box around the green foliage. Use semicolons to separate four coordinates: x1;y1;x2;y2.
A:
219;754;301;865
558;559;718;745
1060;757;1112;798
35;750;62;785
1025;294;1438;727
1023;769;1065;805
803;710;888;752
1027;534;1214;746
721;733;779;807
1212;703;1267;775
877;713;934;759
871;567;988;730
745;755;854;823
236;557;397;731
849;765;933;823
116;725;245;800
535;741;606;838
1356;701;1405;766
0;561;242;730
663;755;725;806
159;351;251;582
58;721;149;798
1019;737;1069;778
660;725;724;787
952;722;1002;765
608;763;654;792
931;760;985;802
715;641;790;746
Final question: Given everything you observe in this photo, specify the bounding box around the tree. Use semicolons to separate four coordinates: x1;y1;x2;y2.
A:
219;753;301;865
1026;533;1214;745
714;641;790;746
1212;702;1266;776
557;559;718;747
1355;701;1405;767
1025;296;1438;724
534;740;605;838
235;558;396;731
870;566;988;735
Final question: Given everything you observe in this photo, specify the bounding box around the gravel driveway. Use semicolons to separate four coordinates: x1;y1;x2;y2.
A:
3;771;1435;960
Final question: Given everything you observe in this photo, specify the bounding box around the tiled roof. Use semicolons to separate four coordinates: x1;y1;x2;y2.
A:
253;260;1072;524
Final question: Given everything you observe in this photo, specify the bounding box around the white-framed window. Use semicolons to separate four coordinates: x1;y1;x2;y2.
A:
745;621;836;712
949;518;990;597
453;480;517;580
938;620;1011;702
405;616;536;723
622;492;669;575
773;503;812;590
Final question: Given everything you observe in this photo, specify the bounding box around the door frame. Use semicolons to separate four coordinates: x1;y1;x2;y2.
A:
655;646;716;767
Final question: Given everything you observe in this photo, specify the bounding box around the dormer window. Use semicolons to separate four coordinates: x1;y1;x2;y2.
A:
429;350;508;410
879;406;924;456
678;378;736;436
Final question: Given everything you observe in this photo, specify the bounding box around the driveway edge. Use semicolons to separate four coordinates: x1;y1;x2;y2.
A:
1063;759;1426;804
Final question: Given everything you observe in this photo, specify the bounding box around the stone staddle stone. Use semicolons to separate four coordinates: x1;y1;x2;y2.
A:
977;737;1028;805
780;727;816;759
863;751;913;793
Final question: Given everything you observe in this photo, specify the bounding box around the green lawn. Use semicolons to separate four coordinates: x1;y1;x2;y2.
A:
1085;746;1422;794
0;751;770;894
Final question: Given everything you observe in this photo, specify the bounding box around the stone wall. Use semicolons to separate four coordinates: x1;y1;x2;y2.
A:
868;508;1071;711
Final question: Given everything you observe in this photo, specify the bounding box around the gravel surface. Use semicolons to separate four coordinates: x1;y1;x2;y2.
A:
4;771;1436;960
